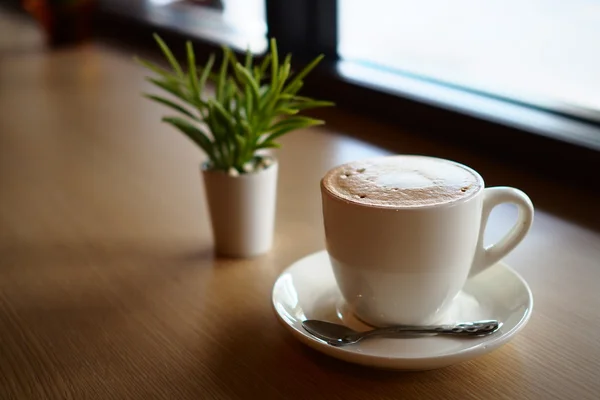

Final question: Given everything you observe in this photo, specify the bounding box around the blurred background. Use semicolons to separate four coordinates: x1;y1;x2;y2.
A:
2;0;599;176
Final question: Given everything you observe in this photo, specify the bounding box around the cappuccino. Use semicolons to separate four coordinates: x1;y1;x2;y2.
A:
322;155;482;208
321;155;534;326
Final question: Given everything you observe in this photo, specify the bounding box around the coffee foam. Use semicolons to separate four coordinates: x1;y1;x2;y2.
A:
322;156;482;208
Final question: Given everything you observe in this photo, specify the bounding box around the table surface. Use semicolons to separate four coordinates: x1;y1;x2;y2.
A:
2;8;600;400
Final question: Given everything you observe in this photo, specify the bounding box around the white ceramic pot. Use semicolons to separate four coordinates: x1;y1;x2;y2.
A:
202;160;278;258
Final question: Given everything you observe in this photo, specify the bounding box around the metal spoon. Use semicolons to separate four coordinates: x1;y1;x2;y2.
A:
302;319;501;346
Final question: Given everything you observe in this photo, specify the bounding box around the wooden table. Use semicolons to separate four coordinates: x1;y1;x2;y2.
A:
2;8;600;400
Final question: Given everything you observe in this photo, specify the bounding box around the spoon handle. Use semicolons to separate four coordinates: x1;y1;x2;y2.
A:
369;320;500;337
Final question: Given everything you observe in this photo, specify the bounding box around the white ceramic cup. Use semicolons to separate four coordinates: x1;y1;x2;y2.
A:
321;156;534;327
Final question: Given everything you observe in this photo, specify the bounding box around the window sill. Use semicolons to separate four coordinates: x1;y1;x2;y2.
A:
336;61;600;152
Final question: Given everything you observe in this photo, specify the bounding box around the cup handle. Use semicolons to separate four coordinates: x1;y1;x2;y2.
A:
469;187;534;278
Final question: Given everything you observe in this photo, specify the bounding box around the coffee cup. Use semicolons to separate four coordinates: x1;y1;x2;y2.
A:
320;155;534;327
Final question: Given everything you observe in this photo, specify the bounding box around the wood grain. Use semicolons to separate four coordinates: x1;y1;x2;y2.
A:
1;7;600;400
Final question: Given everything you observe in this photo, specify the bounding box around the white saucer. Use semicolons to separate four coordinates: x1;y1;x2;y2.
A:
272;250;533;371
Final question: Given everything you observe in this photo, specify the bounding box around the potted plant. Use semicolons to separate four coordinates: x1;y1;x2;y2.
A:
136;34;333;257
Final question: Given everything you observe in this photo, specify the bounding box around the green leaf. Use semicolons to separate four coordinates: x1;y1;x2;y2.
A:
283;53;292;71
211;100;236;134
205;102;223;140
143;94;199;121
263;62;290;112
245;84;253;123
268;116;324;131
233;90;244;124
146;77;190;104
273;108;299;115
224;78;237;113
284;54;324;94
283;80;303;96
207;71;220;83
146;77;207;110
269;38;279;91
234;63;261;114
186;41;199;99
288;95;314;102
135;57;178;81
198;54;215;98
258;53;272;78
216;50;228;103
234;134;246;149
288;100;335;110
234;134;248;167
258;85;270;99
231;101;243;161
240;119;252;136
162;116;216;161
225;47;239;69
277;93;294;101
256;141;281;149
253;66;261;82
277;62;291;91
244;48;253;70
153;33;184;78
263;117;324;143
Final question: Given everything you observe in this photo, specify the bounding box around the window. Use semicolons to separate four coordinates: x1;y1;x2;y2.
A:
338;0;600;122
